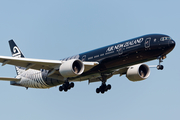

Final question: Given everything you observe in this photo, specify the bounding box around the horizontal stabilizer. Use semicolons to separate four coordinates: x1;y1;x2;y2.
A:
0;77;20;81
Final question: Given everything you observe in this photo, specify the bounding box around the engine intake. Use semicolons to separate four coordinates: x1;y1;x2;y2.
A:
126;64;150;81
59;59;84;78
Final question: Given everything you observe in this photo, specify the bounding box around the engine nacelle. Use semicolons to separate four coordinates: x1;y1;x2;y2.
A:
59;59;84;78
126;64;150;81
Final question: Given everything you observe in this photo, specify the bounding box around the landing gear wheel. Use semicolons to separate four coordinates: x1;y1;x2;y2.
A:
96;83;112;94
95;74;112;94
70;82;74;88
107;84;111;90
59;81;75;92
64;88;68;92
157;65;164;70
59;86;63;91
101;90;105;94
96;88;100;93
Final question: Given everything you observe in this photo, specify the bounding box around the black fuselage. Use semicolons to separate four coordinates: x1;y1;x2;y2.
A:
75;34;175;75
45;34;175;86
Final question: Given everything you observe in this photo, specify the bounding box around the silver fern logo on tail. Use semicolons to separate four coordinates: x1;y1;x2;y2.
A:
12;46;21;57
9;40;26;75
9;39;24;58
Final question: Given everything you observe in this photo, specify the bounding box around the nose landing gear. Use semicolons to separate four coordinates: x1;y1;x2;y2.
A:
157;56;166;70
157;65;164;70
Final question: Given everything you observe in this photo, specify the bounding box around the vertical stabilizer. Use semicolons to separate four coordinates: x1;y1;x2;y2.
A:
9;40;26;75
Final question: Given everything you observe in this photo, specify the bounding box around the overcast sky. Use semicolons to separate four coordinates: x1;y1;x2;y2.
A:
0;0;179;120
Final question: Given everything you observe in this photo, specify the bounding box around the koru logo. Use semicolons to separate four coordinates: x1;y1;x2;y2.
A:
12;46;21;57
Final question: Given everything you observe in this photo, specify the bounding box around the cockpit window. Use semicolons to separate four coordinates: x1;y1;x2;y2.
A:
160;37;172;41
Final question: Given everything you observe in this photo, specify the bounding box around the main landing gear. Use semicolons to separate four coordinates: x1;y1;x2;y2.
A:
157;56;165;70
96;83;111;94
59;81;74;92
96;75;112;94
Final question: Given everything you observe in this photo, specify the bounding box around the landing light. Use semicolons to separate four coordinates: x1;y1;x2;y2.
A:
162;55;166;59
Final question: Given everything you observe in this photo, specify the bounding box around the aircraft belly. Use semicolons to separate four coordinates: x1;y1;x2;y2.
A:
70;73;101;82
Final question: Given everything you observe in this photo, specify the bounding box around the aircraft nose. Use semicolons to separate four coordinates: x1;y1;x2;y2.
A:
169;39;176;48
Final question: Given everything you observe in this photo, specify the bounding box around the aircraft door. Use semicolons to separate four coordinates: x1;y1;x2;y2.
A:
118;47;123;55
145;38;151;48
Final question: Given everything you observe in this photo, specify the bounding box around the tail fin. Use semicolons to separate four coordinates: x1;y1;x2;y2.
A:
9;40;25;58
9;40;26;75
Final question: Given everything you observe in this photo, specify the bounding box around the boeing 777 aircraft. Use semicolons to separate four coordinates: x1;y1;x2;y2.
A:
0;34;175;94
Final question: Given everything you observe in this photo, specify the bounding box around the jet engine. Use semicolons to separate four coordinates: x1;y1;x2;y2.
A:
126;64;150;81
59;59;84;78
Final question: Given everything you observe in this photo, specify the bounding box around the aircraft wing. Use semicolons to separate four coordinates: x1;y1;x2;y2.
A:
0;77;20;81
0;56;99;72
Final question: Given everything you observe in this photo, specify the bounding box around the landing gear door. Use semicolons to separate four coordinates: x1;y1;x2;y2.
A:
145;38;151;48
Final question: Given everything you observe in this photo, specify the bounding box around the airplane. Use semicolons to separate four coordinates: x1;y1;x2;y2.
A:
0;34;175;94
